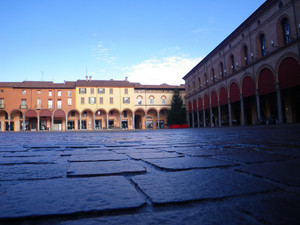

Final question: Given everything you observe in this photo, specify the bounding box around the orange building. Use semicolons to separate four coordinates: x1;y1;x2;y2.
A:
0;81;76;131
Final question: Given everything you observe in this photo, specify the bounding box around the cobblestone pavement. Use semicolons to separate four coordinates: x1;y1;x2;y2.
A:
0;125;300;225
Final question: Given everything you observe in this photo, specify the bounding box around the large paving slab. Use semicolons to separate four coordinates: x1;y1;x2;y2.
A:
0;164;66;181
68;153;127;162
142;156;237;171
236;193;300;225
131;168;278;205
0;176;145;219
0;156;59;165
67;161;146;177
236;160;300;186
126;151;182;160
214;151;295;163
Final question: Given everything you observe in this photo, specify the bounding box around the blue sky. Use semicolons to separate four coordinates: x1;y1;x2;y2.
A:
0;0;265;85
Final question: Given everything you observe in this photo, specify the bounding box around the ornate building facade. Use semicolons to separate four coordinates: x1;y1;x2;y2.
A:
0;79;184;131
183;0;300;128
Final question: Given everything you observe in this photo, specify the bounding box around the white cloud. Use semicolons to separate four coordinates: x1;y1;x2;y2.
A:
125;56;201;85
92;41;115;63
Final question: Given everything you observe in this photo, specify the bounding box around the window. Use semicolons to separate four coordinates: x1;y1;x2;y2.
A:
49;90;52;96
68;90;72;96
204;74;208;86
198;77;201;90
260;34;267;57
58;90;61;96
110;97;113;104
21;99;26;106
109;88;113;94
138;97;142;105
123;97;130;104
0;89;4;93
244;46;249;66
99;97;103;104
98;88;105;94
22;90;26;95
48;100;53;109
37;99;41;108
79;88;86;94
211;68;216;82
89;97;96;104
230;55;235;72
162;99;166;105
68;98;72;106
281;18;291;44
123;111;127;118
124;88;128;94
37;90;41;94
81;97;85;104
90;88;94;94
57;100;62;109
71;111;75;117
150;99;154;105
0;98;4;108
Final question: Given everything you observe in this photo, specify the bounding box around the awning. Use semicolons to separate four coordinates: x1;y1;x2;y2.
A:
39;109;52;117
258;68;275;95
278;57;300;90
25;110;37;118
219;87;227;106
242;76;255;98
53;109;66;118
230;82;240;103
211;91;218;108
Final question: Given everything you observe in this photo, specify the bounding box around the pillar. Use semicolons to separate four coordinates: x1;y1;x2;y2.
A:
228;99;232;126
209;104;213;127
8;115;11;132
203;108;206;127
255;89;261;124
157;113;160;129
218;102;221;127
106;114;109;130
187;111;190;128
37;115;40;131
79;114;82;130
132;114;135;129
51;115;54;131
65;114;68;131
23;115;26;131
192;111;195;128
93;114;96;130
240;94;245;126
196;109;200;128
119;114;122;129
276;83;283;124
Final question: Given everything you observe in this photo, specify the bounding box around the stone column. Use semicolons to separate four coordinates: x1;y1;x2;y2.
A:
228;99;232;126
209;104;213;127
196;109;200;128
106;114;109;130
240;94;245;126
203;108;206;127
255;89;261;123
157;113;160;129
191;110;195;128
93;113;96;130
79;114;82;130
23;114;26;131
37;115;40;131
132;114;135;130
65;114;68;131
276;83;283;124
51;115;54;131
8;115;11;132
119;114;122;129
218;102;221;127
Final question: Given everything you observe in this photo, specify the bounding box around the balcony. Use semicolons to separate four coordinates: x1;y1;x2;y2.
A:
19;105;28;109
36;104;42;109
0;104;4;109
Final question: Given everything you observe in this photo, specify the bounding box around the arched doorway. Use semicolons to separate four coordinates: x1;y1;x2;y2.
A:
81;109;93;130
134;109;145;129
229;82;241;125
121;109;133;129
25;110;38;131
53;109;66;131
108;109;120;129
67;110;80;130
95;109;107;129
39;109;52;131
146;108;157;129
211;91;218;127
219;87;229;126
158;108;168;129
242;76;256;125
0;110;9;131
10;109;23;131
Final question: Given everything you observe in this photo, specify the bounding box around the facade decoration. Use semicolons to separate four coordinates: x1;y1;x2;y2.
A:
183;0;300;128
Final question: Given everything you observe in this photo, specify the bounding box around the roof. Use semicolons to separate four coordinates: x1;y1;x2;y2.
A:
76;79;135;87
0;81;76;89
133;83;185;90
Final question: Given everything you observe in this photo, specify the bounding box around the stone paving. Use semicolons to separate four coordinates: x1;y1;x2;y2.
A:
0;125;299;225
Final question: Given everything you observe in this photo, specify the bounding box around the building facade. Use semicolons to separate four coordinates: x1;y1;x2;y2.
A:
183;0;300;128
0;79;185;131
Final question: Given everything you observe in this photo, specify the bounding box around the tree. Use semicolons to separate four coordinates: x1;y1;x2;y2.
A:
167;89;186;125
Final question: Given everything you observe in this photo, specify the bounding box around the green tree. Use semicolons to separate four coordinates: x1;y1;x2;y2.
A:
167;89;186;125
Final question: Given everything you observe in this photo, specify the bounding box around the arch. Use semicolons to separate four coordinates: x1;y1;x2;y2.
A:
53;109;66;118
161;95;167;99
25;109;37;118
211;91;218;108
278;57;300;89
242;76;255;98
67;109;80;115
108;108;120;115
277;14;292;46
137;95;143;99
39;109;52;117
9;109;22;117
198;97;203;111
159;107;169;114
95;108;107;116
146;107;158;115
258;68;276;95
204;94;209;110
229;82;240;103
134;108;146;114
192;99;197;112
148;95;155;99
122;108;133;114
219;87;228;106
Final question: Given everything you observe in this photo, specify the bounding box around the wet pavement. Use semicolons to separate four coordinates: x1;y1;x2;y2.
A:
0;125;299;225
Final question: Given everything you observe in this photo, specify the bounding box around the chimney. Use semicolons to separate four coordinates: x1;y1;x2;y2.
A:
125;76;128;82
89;76;92;81
86;76;88;81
